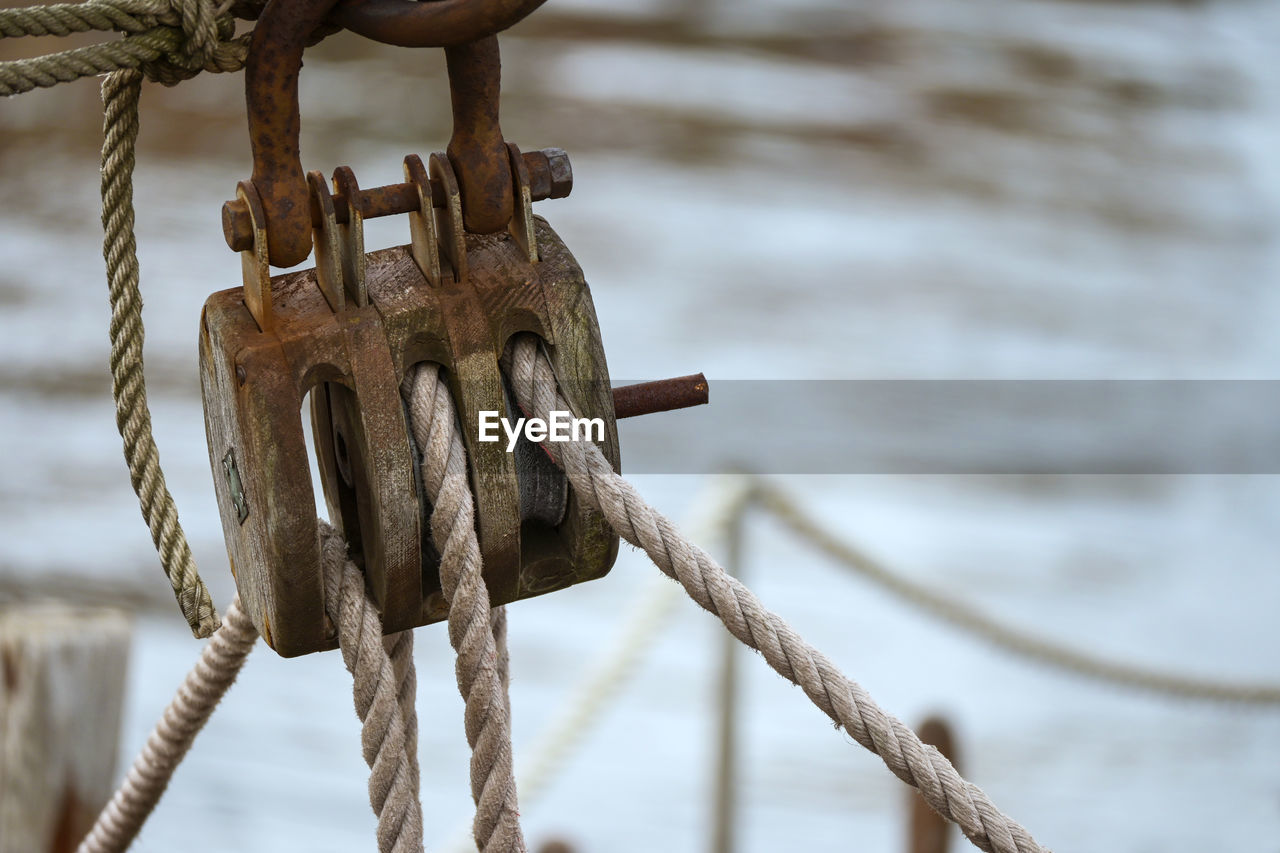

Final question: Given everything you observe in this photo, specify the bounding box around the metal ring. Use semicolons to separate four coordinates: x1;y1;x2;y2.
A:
330;0;545;48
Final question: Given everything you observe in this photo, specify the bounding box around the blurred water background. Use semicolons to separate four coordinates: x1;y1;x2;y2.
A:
2;0;1279;850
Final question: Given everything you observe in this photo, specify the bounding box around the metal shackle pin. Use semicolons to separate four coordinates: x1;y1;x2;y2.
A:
223;148;572;255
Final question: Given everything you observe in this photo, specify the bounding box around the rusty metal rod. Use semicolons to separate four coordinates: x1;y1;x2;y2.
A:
222;147;571;253
612;373;708;420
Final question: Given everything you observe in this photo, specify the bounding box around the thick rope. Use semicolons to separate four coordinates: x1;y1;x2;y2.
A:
510;479;751;809
385;628;422;802
436;481;751;851
320;523;425;853
13;0;319;637
76;529;426;853
440;577;683;852
76;595;258;853
100;69;218;637
504;334;1047;853
404;363;526;853
1;0;249;96
4;0;327;636
748;483;1280;706
0;0;184;39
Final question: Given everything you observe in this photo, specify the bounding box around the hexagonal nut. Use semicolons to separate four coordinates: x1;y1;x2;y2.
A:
543;147;573;199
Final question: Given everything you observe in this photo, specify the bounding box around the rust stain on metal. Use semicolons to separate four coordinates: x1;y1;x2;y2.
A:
221;149;572;252
445;35;513;235
203;204;620;656
330;0;546;48
244;0;343;268
239;0;543;267
613;373;709;420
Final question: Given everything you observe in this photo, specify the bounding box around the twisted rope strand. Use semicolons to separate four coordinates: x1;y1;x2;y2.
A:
7;0;332;634
385;628;422;799
0;0;179;39
504;335;1047;853
76;595;258;853
1;0;247;96
320;524;425;853
405;364;526;853
100;68;219;637
78;529;425;853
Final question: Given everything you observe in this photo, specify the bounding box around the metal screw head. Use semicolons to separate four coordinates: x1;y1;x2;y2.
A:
543;148;573;198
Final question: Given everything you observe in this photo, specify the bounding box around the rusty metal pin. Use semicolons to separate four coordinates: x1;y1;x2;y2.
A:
613;374;709;420
222;148;572;254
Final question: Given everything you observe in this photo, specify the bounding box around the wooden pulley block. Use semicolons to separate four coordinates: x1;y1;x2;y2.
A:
199;149;620;658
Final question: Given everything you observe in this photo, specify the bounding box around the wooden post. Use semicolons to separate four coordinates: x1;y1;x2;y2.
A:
0;606;132;853
907;716;960;853
710;510;745;853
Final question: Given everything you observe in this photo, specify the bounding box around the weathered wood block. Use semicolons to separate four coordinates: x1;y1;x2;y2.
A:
0;606;131;853
200;215;619;657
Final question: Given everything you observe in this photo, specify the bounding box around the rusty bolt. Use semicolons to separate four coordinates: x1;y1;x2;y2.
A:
540;147;573;199
613;374;708;420
222;147;572;254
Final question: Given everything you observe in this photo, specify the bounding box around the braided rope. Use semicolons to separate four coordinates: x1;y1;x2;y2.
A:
320;524;425;853
100;69;219;637
76;595;258;853
404;364;526;853
505;334;1047;853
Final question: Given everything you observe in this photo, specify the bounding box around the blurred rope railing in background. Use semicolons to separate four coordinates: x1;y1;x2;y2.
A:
488;470;1280;849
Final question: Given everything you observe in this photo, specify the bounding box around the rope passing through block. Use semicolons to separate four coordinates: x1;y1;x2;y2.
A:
503;334;1050;853
12;2;1056;849
78;359;535;853
200;152;621;657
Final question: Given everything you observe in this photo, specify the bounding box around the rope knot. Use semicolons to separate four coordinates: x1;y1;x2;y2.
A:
138;0;241;85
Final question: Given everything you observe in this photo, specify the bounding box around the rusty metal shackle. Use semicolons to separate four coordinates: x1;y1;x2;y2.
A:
330;0;545;48
244;0;341;268
242;0;544;268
